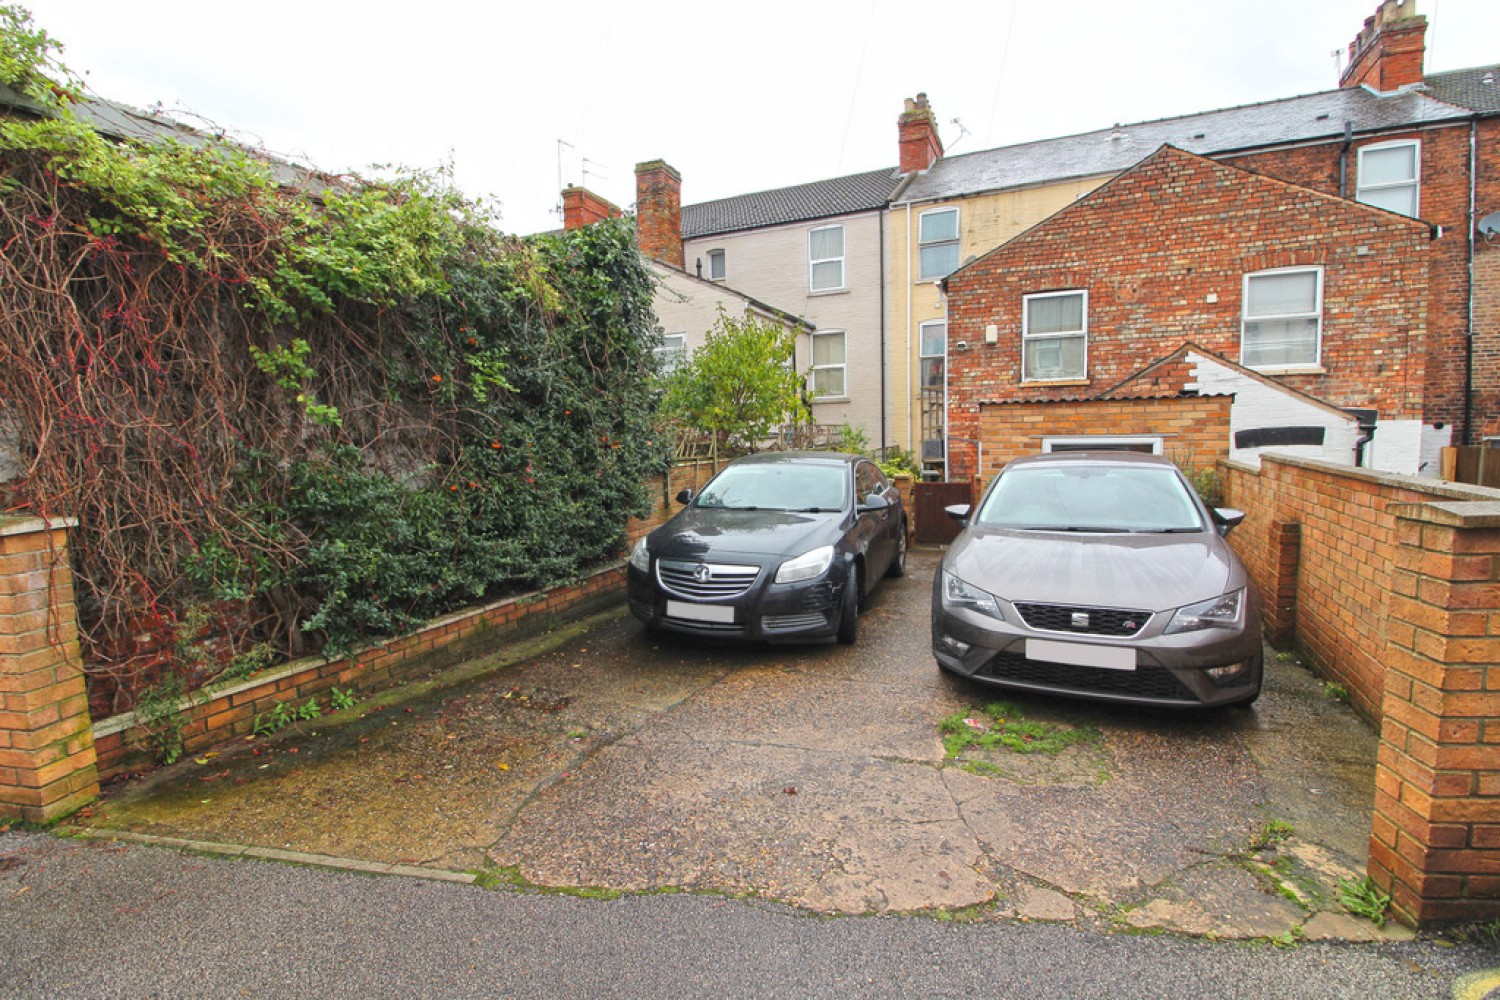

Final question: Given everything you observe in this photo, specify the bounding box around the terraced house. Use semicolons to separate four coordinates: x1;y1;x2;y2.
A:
622;0;1495;483
899;0;1500;479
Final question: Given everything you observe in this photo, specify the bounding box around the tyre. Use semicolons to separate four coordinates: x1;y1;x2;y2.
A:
886;522;908;578
836;569;861;645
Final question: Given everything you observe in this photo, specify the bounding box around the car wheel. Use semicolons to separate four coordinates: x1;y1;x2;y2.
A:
886;523;907;578
836;569;860;645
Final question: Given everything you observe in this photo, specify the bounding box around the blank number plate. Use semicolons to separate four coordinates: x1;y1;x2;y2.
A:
1026;638;1136;671
666;600;735;624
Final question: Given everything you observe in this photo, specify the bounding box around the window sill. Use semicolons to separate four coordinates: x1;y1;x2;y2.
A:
1021;377;1090;387
809;288;850;297
812;396;851;404
1249;365;1326;376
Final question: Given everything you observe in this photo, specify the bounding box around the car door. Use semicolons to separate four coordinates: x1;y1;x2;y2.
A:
854;460;895;581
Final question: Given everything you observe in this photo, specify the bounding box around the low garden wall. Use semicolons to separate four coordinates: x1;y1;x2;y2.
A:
1223;455;1500;926
2;459;732;805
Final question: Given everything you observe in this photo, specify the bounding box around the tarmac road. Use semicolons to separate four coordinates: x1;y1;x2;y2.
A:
1;829;1497;999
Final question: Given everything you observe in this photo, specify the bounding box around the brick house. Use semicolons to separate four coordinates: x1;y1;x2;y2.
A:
891;0;1498;477
942;145;1433;481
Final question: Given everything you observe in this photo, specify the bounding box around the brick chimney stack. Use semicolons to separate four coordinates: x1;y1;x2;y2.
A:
561;186;622;230
898;93;944;174
634;160;684;267
1340;0;1427;92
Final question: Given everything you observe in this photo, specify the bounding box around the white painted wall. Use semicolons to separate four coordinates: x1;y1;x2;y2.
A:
1185;352;1361;468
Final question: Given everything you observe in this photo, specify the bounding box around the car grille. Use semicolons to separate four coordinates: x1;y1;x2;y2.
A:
657;560;760;600
979;650;1197;703
1013;602;1151;638
763;612;828;632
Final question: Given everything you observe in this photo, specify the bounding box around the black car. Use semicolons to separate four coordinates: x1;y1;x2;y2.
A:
627;452;907;644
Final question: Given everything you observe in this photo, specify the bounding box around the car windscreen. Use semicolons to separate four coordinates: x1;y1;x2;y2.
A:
975;465;1206;533
695;463;850;512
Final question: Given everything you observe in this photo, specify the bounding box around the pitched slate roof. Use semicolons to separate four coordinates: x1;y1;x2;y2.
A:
1423;65;1500;114
0;82;319;188
682;167;900;239
894;86;1471;206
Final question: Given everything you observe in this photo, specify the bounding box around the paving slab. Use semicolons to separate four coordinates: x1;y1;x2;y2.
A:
76;548;1397;940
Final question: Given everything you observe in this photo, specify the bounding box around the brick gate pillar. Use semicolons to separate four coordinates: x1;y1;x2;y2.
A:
0;516;98;823
1373;501;1500;925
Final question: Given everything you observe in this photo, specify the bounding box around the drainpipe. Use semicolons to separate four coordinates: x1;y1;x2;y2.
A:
1465;118;1477;446
1338;120;1353;199
905;202;914;457
879;208;888;452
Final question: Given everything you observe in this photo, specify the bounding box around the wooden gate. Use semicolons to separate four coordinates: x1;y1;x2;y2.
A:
913;480;974;545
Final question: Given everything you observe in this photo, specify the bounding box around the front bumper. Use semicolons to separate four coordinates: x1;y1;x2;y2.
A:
930;581;1263;708
628;561;851;642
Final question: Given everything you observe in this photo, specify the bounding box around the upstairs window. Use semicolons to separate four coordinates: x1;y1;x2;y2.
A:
1022;290;1087;381
811;330;847;397
1242;268;1322;368
707;249;726;281
1356;141;1420;218
809;226;845;291
918;208;960;280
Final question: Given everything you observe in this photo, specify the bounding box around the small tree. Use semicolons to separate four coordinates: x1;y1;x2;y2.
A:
660;309;809;454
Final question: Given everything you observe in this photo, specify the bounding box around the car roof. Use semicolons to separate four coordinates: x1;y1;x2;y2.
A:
728;451;863;468
1002;451;1180;471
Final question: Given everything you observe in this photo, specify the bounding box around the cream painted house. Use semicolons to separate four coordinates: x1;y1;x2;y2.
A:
647;259;814;373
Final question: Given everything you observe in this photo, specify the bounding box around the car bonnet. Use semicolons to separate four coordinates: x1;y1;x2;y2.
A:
946;527;1241;613
649;505;844;563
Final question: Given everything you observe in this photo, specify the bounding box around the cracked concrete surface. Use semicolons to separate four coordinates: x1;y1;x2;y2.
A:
78;548;1409;940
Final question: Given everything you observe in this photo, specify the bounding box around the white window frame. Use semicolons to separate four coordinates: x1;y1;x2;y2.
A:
655;332;688;372
918;207;960;281
1021;289;1088;382
808;225;846;292
1043;436;1163;454
1356;139;1421;218
810;329;848;399
1241;266;1323;370
918;319;947;389
707;249;726;281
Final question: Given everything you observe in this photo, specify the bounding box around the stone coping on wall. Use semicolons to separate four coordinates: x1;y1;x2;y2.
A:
0;515;80;536
91;561;627;743
1252;454;1500;503
1388;500;1500;527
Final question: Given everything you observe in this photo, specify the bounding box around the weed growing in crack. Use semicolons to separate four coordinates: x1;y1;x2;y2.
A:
1337;876;1392;928
938;702;1098;758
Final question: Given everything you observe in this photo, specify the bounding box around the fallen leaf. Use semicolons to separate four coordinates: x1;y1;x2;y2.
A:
496;763;510;771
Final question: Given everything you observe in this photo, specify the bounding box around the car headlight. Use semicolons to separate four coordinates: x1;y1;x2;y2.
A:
629;537;651;572
941;571;1004;621
1164;589;1244;634
775;545;834;584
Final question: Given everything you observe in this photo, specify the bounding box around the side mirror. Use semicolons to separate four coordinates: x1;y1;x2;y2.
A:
1213;508;1245;536
675;488;694;505
858;493;890;513
945;503;972;525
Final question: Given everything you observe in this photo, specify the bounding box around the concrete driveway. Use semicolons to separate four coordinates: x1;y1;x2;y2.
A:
77;549;1404;941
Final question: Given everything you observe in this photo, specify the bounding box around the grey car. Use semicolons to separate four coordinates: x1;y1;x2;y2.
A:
931;452;1262;708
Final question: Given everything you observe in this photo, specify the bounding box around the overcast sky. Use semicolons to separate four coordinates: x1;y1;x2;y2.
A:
17;0;1500;235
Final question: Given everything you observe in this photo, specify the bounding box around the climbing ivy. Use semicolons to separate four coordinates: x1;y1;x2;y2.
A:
0;6;667;704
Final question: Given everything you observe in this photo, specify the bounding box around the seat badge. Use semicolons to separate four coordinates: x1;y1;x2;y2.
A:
1071;611;1090;629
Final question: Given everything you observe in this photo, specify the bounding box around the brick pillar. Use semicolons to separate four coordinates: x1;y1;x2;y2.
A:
1371;500;1500;926
0;516;98;823
1265;520;1301;645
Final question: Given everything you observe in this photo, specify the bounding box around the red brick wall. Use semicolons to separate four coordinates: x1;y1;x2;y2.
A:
1227;124;1474;433
946;146;1432;476
1222;455;1500;925
562;186;622;230
970;396;1231;482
